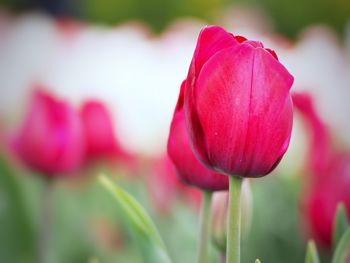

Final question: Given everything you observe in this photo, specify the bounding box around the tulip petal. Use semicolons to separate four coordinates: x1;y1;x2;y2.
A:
16;89;84;175
242;48;293;176
191;44;293;176
192;25;238;77
292;92;333;177
168;81;229;191
193;44;255;175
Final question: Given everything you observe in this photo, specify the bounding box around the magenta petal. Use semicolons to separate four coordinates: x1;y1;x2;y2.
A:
168;81;228;191
192;25;238;76
244;40;264;48
192;44;254;174
81;101;118;158
16;89;84;176
188;44;293;176
292;92;333;177
241;48;293;176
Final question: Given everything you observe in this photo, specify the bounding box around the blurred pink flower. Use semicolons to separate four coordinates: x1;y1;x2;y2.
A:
13;87;84;176
293;92;350;248
55;17;82;42
80;100;136;169
147;154;201;215
304;154;350;248
293;92;333;181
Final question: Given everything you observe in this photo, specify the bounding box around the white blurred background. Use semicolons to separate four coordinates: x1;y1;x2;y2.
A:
0;10;349;156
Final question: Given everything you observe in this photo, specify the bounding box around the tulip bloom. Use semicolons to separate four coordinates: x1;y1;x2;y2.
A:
80;100;128;160
184;25;294;177
168;80;228;191
294;92;350;248
14;89;84;176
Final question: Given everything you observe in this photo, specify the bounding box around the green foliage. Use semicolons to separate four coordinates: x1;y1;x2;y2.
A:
235;0;350;38
98;174;171;263
242;175;305;263
332;228;350;263
333;203;349;250
305;240;320;263
0;152;34;262
82;0;225;33
2;152;348;263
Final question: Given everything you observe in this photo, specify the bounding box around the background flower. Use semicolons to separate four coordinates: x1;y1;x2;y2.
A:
13;87;84;176
294;92;350;248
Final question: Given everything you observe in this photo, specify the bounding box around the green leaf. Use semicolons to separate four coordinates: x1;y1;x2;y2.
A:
98;174;171;263
255;259;262;263
333;203;349;250
332;228;350;263
305;240;320;263
0;152;34;262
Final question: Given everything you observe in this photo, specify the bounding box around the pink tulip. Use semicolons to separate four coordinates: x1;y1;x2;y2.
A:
81;100;123;159
168;80;228;191
303;153;350;248
294;92;350;248
14;88;84;176
292;92;333;180
184;25;294;177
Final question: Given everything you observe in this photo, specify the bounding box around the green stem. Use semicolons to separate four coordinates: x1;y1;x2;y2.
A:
196;190;213;263
226;176;243;263
38;178;54;263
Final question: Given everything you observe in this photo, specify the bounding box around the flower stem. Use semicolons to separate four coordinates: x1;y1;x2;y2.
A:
38;178;54;263
226;176;243;263
196;190;213;263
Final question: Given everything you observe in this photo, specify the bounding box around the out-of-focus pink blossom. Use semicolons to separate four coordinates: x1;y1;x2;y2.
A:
293;92;333;181
147;155;201;215
13;87;84;176
55;17;82;42
81;101;124;158
303;153;350;248
80;100;138;174
294;92;350;248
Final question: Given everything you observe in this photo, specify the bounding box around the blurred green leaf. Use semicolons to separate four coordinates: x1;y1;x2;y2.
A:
332;228;350;263
242;176;305;263
98;174;171;263
333;203;349;250
305;240;320;263
0;152;34;262
255;259;262;263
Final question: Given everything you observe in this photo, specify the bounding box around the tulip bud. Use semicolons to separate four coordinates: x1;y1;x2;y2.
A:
14;88;84;176
184;25;294;177
167;80;228;191
80;100;131;163
211;180;253;252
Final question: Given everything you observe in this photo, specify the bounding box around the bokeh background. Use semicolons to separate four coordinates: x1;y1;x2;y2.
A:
0;0;349;262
